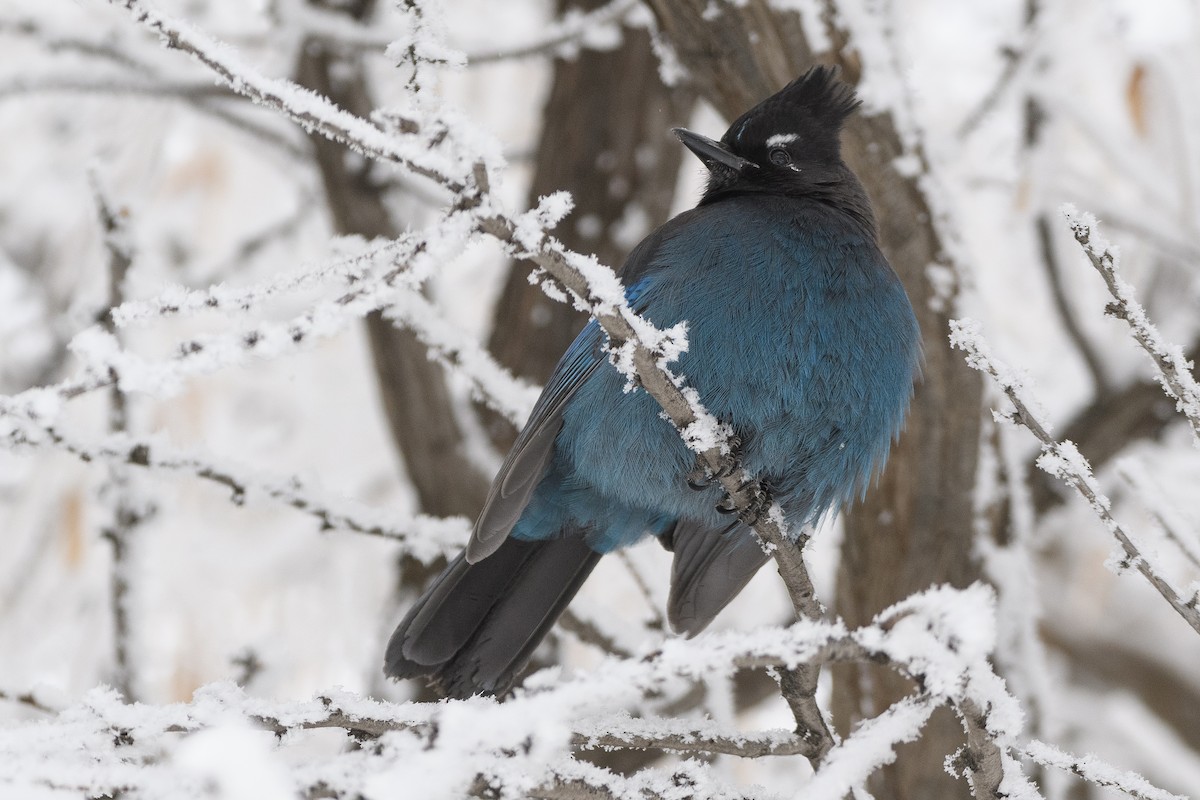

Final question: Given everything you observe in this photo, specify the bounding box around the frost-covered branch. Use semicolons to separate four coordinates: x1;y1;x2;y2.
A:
104;232;538;425
109;0;479;192
805;694;938;798
1117;459;1200;572
1023;740;1186;800
0;586;1024;797
91;176;145;702
1063;206;1200;443
950;318;1200;635
3;423;467;563
572;712;810;758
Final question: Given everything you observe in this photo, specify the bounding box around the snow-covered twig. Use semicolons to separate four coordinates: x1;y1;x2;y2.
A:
526;760;766;800
1063;206;1200;443
0;231;426;417
573;712;810;758
3;423;467;563
91;176;146;702
1116;458;1200;572
106;233;540;424
0;586;1020;797
110;0;478;192
1023;740;1186;800
950;318;1200;635
805;694;938;799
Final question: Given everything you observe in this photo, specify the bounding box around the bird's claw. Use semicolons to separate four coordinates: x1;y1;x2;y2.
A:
685;434;743;491
715;479;772;527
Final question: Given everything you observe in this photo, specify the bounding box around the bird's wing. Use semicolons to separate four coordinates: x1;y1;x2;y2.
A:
665;519;772;636
466;233;670;564
466;318;605;562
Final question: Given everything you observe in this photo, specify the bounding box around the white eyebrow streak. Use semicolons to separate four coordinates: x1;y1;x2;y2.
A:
766;133;800;147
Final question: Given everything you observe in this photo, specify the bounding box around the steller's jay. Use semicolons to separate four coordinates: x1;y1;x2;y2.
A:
384;66;921;698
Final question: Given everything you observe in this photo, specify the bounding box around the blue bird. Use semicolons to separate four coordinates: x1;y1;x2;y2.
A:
385;66;921;698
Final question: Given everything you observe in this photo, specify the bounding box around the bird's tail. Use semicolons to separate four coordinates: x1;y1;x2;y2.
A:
384;535;600;698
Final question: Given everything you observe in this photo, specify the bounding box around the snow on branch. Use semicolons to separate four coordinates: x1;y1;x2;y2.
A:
1062;205;1200;444
0;585;1020;798
1023;740;1187;800
572;711;811;758
804;694;938;800
110;0;493;193
950;318;1200;635
108;233;539;425
2;421;467;563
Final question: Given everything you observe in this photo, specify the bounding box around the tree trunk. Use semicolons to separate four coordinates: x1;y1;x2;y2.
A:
646;3;985;796
482;0;696;449
294;1;489;519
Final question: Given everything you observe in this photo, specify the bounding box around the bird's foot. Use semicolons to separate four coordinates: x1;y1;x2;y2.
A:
715;479;773;527
685;435;742;490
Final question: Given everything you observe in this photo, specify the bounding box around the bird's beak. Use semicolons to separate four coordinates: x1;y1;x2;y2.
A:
672;128;757;173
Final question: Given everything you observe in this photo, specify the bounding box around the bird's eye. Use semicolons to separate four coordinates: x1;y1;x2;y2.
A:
769;148;792;166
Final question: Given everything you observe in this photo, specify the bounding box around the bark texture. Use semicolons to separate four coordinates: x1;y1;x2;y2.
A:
646;2;985;796
294;0;488;518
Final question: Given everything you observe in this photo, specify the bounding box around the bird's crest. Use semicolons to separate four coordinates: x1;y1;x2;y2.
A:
722;65;859;157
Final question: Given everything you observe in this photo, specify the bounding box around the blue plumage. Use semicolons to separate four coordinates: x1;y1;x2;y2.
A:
385;66;921;698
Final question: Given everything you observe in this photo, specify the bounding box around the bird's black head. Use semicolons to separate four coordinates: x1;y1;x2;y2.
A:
674;66;870;225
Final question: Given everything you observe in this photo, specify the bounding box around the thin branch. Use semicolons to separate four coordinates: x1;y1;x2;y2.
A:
615;549;668;631
1035;213;1111;395
3;422;466;563
0;76;237;100
90;175;144;702
558;609;634;659
1064;206;1200;443
0;688;61;715
950;318;1200;635
201;198;319;279
956;0;1042;139
111;0;467;191
0;77;310;161
288;0;639;65
1116;459;1200;572
0;17;145;69
1023;740;1186;800
464;0;639;65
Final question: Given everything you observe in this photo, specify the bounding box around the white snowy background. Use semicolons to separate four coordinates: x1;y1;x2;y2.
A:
0;0;1198;798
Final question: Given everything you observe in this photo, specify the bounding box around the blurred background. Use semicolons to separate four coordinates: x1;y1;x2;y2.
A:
0;0;1198;797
